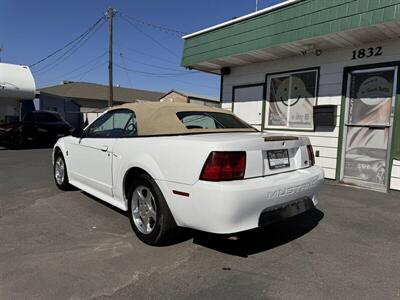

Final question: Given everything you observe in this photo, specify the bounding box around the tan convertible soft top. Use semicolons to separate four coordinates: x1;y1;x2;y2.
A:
108;102;257;136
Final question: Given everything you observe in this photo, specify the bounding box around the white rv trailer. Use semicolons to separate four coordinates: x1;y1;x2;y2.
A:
0;62;36;123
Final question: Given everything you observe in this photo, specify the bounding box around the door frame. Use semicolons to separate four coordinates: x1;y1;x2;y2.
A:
337;61;400;192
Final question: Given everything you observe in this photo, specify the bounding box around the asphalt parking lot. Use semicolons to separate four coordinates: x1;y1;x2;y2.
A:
0;148;399;300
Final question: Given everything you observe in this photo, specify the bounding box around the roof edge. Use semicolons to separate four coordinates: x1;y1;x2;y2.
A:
160;89;219;102
182;0;300;40
38;81;165;95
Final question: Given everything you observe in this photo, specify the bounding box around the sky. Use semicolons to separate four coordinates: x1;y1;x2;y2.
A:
0;0;284;97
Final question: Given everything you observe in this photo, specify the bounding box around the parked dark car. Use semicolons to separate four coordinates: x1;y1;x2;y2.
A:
0;111;72;148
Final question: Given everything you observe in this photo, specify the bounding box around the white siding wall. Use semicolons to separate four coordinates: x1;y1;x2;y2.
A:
222;39;400;189
390;160;400;190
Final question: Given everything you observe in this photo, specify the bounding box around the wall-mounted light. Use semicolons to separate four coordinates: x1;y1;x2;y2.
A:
301;45;322;57
221;67;231;75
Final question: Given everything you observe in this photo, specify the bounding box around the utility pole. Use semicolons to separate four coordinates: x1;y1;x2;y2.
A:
107;7;115;107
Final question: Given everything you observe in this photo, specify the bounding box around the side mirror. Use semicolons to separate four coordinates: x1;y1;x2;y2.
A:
72;128;86;138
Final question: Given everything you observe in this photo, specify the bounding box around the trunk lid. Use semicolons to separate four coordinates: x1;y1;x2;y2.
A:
175;132;312;178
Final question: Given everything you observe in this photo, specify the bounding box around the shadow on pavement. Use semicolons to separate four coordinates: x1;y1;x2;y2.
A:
79;190;324;253
0;142;54;150
81;190;194;246
81;191;128;217
192;208;324;257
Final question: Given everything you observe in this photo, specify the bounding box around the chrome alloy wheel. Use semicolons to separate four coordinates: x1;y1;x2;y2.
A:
55;157;65;185
131;185;157;234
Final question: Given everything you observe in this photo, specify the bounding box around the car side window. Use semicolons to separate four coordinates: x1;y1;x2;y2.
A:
177;111;252;130
86;113;113;138
179;113;221;129
86;110;133;138
123;112;138;137
112;111;133;138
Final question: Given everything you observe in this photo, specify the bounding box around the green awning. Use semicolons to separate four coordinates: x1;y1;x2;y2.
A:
182;0;400;72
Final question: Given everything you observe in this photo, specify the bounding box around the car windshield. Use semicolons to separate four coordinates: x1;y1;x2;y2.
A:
33;112;63;122
176;112;253;130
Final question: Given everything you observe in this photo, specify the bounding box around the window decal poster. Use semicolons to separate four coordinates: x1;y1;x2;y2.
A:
347;71;393;126
268;71;316;129
268;76;289;126
344;69;395;186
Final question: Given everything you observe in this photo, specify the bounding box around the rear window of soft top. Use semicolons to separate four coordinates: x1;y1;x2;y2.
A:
176;111;253;130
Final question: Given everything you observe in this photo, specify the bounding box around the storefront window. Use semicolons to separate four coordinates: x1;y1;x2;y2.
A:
266;69;318;130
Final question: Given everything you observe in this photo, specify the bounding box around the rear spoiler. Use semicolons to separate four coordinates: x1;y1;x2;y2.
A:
263;136;299;142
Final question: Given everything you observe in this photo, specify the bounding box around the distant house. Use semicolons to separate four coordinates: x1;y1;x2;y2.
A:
38;81;164;128
159;90;220;107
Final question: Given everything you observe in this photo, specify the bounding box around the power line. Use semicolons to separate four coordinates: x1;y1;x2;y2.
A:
29;15;106;68
79;61;108;79
29;9;216;93
115;63;218;90
115;42;178;65
115;63;199;77
118;51;134;88
39;61;107;90
54;61;108;94
165;77;218;91
120;14;180;59
121;13;188;37
33;19;106;75
164;77;218;90
34;18;106;73
116;50;198;74
36;51;107;86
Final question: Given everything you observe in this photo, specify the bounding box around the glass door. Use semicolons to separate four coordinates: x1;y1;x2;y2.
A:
341;67;397;190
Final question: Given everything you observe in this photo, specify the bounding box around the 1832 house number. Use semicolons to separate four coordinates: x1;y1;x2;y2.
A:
352;47;383;60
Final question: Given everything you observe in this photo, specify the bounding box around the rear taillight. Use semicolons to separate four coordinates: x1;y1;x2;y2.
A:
307;145;315;166
200;151;246;181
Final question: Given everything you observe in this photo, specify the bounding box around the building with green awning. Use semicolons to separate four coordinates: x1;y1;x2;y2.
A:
182;0;400;192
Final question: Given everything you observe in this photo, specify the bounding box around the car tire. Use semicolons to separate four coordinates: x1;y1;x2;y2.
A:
54;153;72;191
128;174;178;246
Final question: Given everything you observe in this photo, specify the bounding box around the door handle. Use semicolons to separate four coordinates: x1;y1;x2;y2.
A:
100;145;108;152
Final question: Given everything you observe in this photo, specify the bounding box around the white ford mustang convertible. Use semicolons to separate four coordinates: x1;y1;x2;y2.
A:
53;102;324;245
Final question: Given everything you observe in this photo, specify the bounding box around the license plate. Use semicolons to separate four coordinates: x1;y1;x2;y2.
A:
267;149;290;169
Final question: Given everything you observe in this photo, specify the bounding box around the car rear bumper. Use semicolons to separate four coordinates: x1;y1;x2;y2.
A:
158;166;324;234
